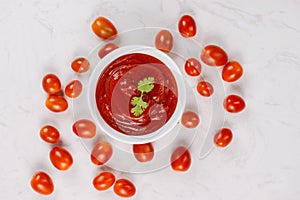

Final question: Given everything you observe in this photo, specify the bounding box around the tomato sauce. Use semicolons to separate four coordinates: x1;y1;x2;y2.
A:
95;53;178;136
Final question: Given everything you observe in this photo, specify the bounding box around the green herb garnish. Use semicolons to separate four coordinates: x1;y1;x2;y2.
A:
130;77;155;116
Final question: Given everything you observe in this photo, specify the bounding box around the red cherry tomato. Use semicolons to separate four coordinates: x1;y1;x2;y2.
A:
71;57;90;73
201;45;228;67
93;172;116;191
170;146;191;172
181;111;200;128
113;179;136;198
40;125;60;144
91;141;113;165
184;58;201;76
45;95;68;112
132;143;154;162
91;17;118;40
222;61;243;82
224;94;246;113
30;171;54;195
98;43;119;58
155;30;173;53
214;128;233;147
178;15;197;37
49;146;73;171
197;81;214;97
72;119;96;138
42;74;61;94
65;80;83;98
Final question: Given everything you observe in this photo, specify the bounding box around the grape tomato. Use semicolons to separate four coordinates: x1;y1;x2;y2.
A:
214;128;233;147
224;94;246;113
132;143;154;162
155;30;174;53
40;125;60;144
92;17;118;40
65;80;82;98
91;141;113;165
222;61;243;82
197;81;214;97
98;43;119;58
201;45;228;67
49;146;73;171
113;179;136;198
71;57;90;73
181;111;200;128
30;171;54;195
184;58;201;76
42;74;61;95
93;172;116;191
170;146;191;172
72;119;96;138
45;95;68;112
178;15;197;37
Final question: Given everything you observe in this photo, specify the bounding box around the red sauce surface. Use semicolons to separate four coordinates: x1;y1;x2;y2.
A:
95;53;178;136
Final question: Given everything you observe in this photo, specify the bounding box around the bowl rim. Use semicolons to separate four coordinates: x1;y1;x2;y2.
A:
88;45;186;144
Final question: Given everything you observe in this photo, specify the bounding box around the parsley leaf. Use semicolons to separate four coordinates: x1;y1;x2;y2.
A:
138;77;155;93
130;77;155;116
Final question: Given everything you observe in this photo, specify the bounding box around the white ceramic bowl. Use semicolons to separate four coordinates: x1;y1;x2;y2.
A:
88;45;186;144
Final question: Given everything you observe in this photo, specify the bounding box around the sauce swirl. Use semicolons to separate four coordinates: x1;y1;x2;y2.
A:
95;53;178;136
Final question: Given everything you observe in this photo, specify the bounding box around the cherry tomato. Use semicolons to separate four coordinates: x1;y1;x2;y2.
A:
65;80;83;98
45;95;68;112
222;61;243;82
224;94;246;113
132;143;154;162
155;30;173;53
72;119;96;138
91;17;118;40
181;111;200;128
197;81;214;97
170;146;191;172
178;15;197;37
49;146;73;171
40;125;60;144
91;141;113;165
93;172;116;191
184;58;201;76
214;128;233;147
42;74;61;94
98;43;119;58
113;179;136;198
71;57;90;73
30;171;54;195
201;45;228;67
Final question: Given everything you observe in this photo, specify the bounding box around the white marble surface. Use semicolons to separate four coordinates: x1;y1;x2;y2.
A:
1;0;300;199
